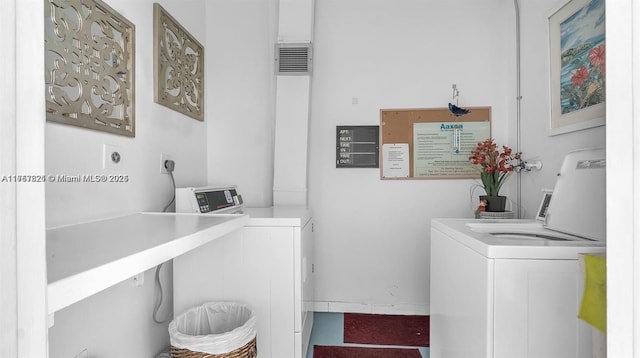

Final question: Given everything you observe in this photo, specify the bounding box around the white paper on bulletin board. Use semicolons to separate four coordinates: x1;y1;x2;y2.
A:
413;121;490;178
382;143;409;178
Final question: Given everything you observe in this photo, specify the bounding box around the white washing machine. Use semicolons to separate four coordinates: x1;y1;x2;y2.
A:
430;148;606;358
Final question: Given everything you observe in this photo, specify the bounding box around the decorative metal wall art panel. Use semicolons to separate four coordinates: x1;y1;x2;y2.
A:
44;0;135;137
153;3;204;121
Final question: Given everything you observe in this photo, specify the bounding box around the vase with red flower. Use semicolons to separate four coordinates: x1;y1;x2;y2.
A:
469;138;521;212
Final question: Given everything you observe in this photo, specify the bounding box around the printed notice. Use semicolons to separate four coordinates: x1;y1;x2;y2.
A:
413;121;490;178
382;143;409;178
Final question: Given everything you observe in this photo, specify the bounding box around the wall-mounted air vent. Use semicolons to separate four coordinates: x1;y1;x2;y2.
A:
275;43;312;75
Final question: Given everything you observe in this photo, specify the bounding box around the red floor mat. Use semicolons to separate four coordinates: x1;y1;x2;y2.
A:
313;345;422;358
343;313;429;347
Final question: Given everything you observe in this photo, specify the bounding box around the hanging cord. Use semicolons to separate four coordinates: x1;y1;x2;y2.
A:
154;161;176;324
153;262;170;324
162;171;176;213
452;84;460;105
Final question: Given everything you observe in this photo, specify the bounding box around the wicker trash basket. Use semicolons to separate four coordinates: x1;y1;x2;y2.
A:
168;302;257;358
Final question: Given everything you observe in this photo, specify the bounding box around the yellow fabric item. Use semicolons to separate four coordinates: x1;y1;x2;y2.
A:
578;254;607;333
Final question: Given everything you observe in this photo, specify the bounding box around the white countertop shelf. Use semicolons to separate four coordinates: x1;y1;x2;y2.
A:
46;212;249;315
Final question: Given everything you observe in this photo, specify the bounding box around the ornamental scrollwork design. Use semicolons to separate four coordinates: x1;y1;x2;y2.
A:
153;3;204;121
44;0;135;137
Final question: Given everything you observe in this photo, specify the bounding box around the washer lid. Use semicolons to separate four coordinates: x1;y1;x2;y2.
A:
545;147;606;241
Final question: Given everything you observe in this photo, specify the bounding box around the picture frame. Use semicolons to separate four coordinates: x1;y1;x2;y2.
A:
548;0;605;136
153;3;204;121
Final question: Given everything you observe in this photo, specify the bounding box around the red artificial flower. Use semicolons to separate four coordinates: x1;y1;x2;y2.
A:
571;66;589;86
469;139;521;197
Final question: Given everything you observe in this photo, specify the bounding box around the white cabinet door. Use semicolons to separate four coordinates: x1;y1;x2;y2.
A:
299;220;314;358
174;227;296;358
244;226;295;358
493;259;580;358
173;230;240;317
430;228;493;358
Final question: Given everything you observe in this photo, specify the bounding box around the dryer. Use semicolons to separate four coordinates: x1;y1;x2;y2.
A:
173;186;314;358
430;148;606;358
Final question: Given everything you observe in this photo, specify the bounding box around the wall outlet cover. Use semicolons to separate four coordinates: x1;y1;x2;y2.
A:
160;153;175;174
103;144;123;171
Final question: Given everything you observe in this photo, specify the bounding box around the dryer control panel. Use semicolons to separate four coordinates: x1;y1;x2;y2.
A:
176;186;243;214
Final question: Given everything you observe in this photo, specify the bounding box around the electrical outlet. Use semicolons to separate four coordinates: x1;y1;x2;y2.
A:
132;273;144;287
103;144;123;171
160;153;174;174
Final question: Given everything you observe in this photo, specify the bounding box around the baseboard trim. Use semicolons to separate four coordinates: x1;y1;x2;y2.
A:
312;301;429;315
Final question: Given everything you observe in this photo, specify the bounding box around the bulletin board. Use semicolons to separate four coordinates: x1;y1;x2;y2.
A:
380;107;491;180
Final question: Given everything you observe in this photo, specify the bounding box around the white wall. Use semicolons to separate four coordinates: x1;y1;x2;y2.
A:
45;0;209;228
308;0;606;314
1;3;19;354
9;0;48;355
309;0;513;313
605;0;638;354
205;0;278;207
46;1;207;356
516;0;605;218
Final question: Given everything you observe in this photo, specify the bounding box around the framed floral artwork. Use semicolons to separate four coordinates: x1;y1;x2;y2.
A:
548;0;605;136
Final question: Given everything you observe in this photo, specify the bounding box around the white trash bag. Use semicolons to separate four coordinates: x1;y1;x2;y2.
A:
168;302;257;354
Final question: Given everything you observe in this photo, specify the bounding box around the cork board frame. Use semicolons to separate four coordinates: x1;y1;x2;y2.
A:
380;107;491;180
